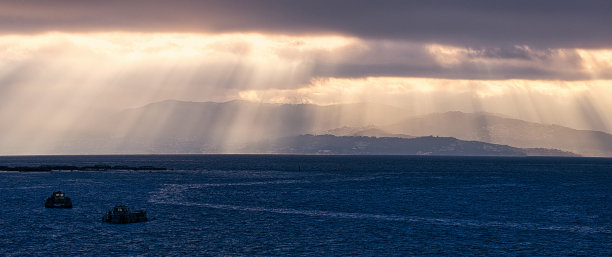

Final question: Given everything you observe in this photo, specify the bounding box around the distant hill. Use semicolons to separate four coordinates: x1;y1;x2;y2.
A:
384;111;612;157
51;100;411;153
22;101;609;156
115;100;409;148
321;126;413;138
243;135;578;157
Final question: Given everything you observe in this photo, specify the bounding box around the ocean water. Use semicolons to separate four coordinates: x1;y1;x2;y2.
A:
1;155;611;256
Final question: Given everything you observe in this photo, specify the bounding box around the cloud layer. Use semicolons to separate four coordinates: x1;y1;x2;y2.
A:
1;2;612;154
2;0;611;48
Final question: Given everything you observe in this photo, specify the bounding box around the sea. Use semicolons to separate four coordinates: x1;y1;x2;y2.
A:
1;155;611;256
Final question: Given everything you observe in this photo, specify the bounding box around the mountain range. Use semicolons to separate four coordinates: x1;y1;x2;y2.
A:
244;134;577;156
383;112;612;157
18;100;612;156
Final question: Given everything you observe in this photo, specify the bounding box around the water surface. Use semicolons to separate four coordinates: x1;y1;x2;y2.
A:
1;155;611;256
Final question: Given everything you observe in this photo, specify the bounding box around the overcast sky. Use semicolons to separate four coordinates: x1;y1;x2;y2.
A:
2;0;612;48
1;0;611;140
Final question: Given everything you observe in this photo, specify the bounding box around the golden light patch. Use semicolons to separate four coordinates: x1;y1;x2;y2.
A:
426;44;465;66
238;90;261;102
576;49;612;77
0;32;355;63
238;77;610;103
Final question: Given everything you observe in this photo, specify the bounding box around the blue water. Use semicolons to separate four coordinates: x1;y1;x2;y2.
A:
1;155;611;256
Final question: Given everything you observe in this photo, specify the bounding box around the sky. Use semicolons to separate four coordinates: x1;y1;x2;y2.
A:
1;0;612;145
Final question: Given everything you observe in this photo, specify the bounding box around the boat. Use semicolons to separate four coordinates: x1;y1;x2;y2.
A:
45;191;73;208
102;205;148;224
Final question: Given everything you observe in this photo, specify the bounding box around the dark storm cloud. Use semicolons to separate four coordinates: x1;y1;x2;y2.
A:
1;0;611;48
304;41;598;81
468;46;535;60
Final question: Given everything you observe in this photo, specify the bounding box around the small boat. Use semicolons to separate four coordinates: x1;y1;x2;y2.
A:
45;191;73;208
102;205;148;224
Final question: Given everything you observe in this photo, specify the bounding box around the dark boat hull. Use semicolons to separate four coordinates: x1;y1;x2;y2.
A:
45;198;72;208
102;211;148;224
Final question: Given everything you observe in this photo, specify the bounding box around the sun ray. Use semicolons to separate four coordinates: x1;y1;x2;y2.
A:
1;32;612;153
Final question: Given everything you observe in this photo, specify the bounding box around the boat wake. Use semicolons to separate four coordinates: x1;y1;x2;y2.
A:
149;183;612;235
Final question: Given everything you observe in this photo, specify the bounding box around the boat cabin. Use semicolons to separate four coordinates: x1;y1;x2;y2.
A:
103;205;148;224
45;191;72;208
113;205;130;213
